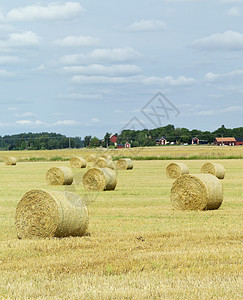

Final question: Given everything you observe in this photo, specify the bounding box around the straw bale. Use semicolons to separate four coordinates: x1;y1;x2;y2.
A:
166;162;189;179
15;189;89;239
170;174;223;211
46;166;73;185
4;157;17;165
101;154;112;161
117;158;133;170
70;157;86;168
82;167;117;191
86;154;96;162
93;157;111;168
201;162;225;179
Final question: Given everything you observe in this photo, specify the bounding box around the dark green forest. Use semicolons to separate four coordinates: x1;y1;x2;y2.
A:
1;125;242;150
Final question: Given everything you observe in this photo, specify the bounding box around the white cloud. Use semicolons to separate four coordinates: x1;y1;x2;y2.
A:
197;106;243;116
63;64;141;76
0;69;15;77
6;2;84;22
58;93;103;100
226;7;241;16
71;74;196;87
0;31;41;51
15;112;38;118
0;56;23;65
55;120;80;126
15;120;33;125
60;47;142;65
204;68;243;82
125;19;167;32
221;0;243;4
91;118;100;123
7;107;17;112
191;30;243;50
54;35;99;47
32;64;46;71
142;75;196;86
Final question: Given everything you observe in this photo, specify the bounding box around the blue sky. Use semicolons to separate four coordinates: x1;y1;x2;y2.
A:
0;0;243;138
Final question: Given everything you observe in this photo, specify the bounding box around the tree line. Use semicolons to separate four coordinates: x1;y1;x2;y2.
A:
85;125;243;148
1;125;243;150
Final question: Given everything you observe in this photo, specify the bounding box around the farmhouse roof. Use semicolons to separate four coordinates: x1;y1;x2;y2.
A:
215;137;236;142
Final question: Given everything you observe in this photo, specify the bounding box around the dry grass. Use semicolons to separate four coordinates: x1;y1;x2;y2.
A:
0;152;242;299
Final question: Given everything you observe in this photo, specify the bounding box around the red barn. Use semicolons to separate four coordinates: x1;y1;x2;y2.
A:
214;137;236;146
156;137;167;145
192;137;199;145
125;142;131;148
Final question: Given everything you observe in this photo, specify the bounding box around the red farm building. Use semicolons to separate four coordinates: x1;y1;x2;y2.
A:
214;137;236;146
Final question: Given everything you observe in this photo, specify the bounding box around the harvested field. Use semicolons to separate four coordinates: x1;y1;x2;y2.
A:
0;156;242;299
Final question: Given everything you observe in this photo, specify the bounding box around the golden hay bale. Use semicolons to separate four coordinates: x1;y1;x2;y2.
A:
93;157;111;168
82;167;117;191
46;166;73;185
86;154;96;162
101;154;112;161
15;189;89;239
4;157;17;165
70;157;86;168
201;162;225;179
107;160;117;170
166;162;189;179
116;158;133;170
170;174;223;211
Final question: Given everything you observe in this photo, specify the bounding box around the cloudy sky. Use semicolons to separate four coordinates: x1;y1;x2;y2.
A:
0;0;243;138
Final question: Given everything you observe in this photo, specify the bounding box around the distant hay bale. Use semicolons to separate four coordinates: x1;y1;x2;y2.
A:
4;157;17;165
70;157;86;168
107;160;117;170
93;157;111;168
15;189;89;239
86;154;96;162
46;166;73;185
101;154;112;161
166;162;189;179
82;167;117;191
117;158;133;170
170;174;223;211
201;162;225;179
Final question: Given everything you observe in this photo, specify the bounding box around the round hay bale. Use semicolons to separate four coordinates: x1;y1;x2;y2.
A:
4;157;17;165
101;154;112;161
201;162;225;179
166;162;189;179
107;160;117;170
93;157;111;168
117;158;133;170
170;174;223;211
70;157;86;168
82;167;117;191
15;189;89;239
46;166;73;185
86;154;96;162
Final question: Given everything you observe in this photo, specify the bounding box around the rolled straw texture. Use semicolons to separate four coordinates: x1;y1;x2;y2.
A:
93;157;111;168
15;189;89;239
170;174;223;211
101;154;112;161
82;167;117;191
117;158;133;170
201;162;225;179
4;157;17;165
46;166;73;185
86;154;96;162
166;162;189;179
70;157;86;168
